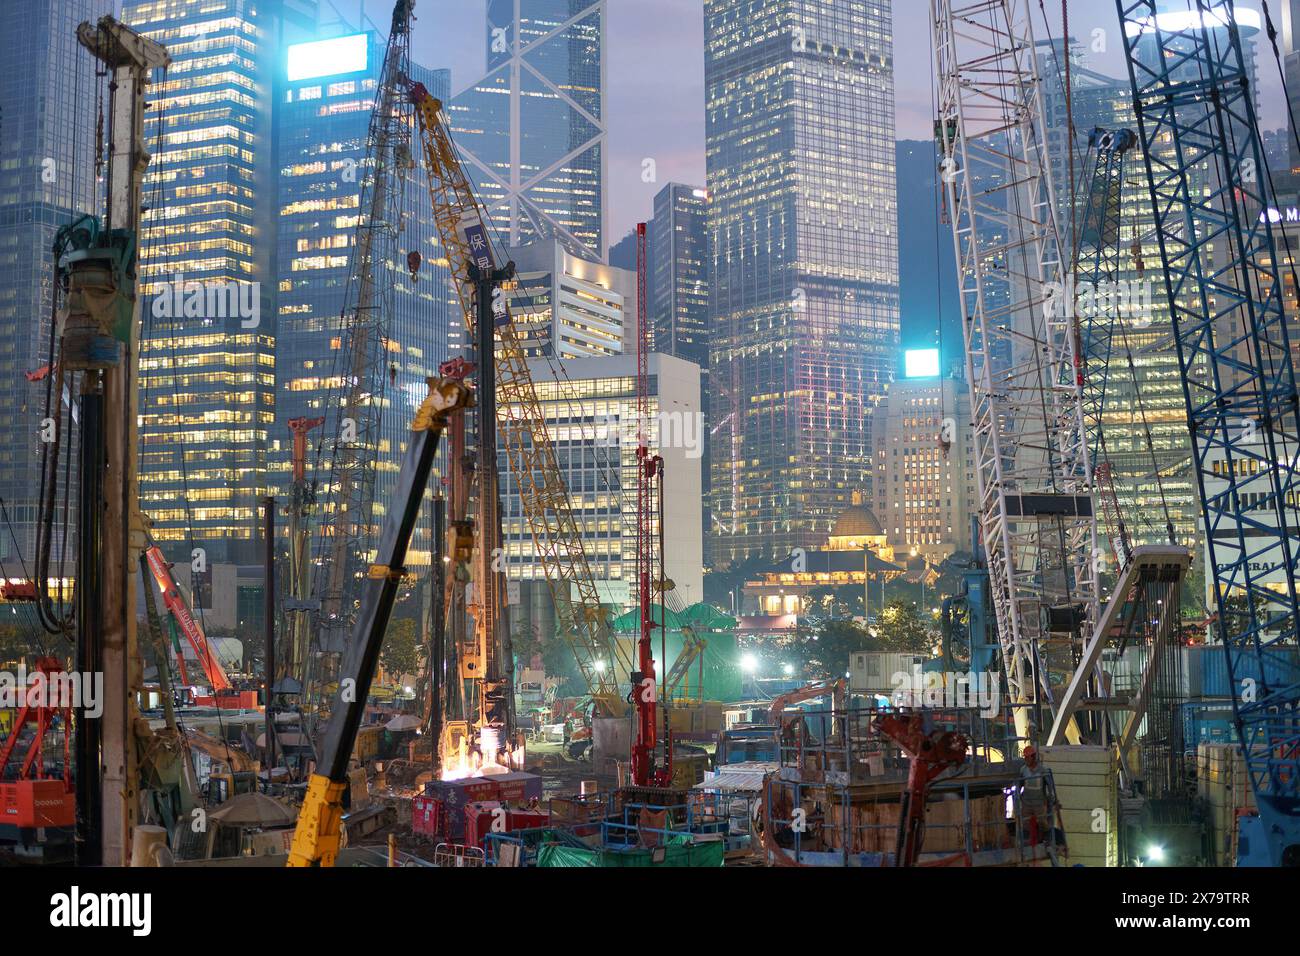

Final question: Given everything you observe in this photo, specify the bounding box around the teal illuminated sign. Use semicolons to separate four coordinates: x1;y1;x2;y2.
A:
287;33;368;82
904;348;940;379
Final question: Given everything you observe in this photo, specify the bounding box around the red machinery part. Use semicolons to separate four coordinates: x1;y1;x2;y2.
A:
144;544;232;693
0;657;74;829
872;712;968;867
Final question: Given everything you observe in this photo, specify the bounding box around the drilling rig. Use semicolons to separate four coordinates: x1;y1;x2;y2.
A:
409;77;633;780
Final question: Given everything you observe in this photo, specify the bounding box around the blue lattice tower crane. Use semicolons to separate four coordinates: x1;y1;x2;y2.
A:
1117;0;1300;866
1074;127;1139;568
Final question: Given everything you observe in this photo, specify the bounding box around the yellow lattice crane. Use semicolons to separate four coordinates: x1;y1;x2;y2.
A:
409;83;631;719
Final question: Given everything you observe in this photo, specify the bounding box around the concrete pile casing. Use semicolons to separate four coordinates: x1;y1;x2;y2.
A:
1042;745;1117;867
1197;742;1255;866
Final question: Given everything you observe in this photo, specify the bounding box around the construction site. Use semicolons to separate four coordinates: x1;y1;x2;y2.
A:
0;1;1297;913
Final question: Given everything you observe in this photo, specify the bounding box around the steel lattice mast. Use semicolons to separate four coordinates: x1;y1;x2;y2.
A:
1117;0;1300;864
316;2;413;650
932;0;1100;737
409;87;632;717
1075;128;1138;566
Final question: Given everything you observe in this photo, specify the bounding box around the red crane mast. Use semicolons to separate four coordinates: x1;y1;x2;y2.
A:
631;222;669;787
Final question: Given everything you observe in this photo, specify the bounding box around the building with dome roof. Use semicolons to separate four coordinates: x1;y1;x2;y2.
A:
739;492;902;619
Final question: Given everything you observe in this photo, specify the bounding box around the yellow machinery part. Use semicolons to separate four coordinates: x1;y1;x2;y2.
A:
287;774;347;867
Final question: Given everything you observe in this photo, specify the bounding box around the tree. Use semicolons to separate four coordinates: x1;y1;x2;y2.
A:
381;617;420;679
875;599;935;654
809;618;872;679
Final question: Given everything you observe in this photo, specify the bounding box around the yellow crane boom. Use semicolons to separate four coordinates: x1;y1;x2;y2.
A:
409;84;630;717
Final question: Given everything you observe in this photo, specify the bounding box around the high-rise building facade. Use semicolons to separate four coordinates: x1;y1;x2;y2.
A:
650;183;710;369
872;372;975;563
498;353;704;609
275;28;453;570
447;0;606;259
124;0;314;564
0;0;110;567
705;0;900;566
505;238;633;359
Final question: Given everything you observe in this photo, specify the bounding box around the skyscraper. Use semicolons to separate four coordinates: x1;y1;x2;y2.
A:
0;0;110;567
650;183;709;369
499;352;704;608
124;0;315;565
446;0;605;259
275;28;453;571
705;0;900;566
503;238;634;359
872;369;976;563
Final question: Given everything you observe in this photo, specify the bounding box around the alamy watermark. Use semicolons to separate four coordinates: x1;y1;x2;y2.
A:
593;410;704;459
890;666;1001;718
0;664;103;718
1042;274;1156;326
151;273;261;329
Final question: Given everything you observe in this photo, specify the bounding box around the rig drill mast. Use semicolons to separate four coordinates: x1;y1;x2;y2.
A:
409;82;631;738
932;0;1100;741
317;0;415;660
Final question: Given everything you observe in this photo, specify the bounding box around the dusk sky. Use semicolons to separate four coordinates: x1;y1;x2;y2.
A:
331;0;1290;245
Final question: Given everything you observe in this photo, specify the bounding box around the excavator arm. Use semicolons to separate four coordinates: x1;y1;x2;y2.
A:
143;536;231;694
288;376;470;867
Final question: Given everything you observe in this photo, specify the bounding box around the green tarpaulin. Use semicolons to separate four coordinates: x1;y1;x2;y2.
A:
536;837;725;867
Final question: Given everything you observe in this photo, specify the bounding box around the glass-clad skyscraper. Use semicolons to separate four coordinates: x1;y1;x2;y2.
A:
650;183;709;369
446;0;605;259
705;0;900;566
275;27;452;569
124;0;315;564
0;0;110;567
1034;32;1266;574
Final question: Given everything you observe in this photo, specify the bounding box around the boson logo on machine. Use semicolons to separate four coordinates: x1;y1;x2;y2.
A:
49;886;151;936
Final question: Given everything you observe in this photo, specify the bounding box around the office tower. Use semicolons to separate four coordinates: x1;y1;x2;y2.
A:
608;228;639;272
649;183;709;369
275;28;453;571
0;0;110;567
498;353;704;609
446;0;606;259
124;0;314;565
505;238;634;358
872;367;976;563
706;0;900;566
895;141;959;364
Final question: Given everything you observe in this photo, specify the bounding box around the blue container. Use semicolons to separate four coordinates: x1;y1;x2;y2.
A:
1194;644;1300;699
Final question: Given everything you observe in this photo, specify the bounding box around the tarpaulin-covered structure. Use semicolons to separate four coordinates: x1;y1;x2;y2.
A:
609;602;743;702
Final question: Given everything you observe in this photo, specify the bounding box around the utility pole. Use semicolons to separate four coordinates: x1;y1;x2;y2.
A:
285;417;324;691
75;16;169;868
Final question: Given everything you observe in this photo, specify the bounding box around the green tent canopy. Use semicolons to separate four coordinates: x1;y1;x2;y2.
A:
679;602;738;630
611;604;686;633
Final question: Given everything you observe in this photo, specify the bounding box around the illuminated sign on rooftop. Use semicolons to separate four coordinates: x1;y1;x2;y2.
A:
904;348;940;379
287;33;368;83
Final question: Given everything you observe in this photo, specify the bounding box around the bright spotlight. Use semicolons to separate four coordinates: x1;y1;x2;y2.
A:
741;654;759;674
782;663;793;676
1146;844;1165;863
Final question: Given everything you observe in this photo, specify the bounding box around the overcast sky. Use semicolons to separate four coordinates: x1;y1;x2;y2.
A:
332;0;1289;244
